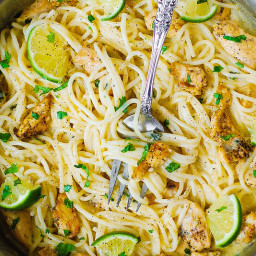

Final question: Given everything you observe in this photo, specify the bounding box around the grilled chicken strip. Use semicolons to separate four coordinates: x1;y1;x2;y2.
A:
132;142;170;181
52;193;81;239
181;201;211;252
1;210;32;248
210;85;252;162
74;44;101;74
38;246;57;256
18;0;54;23
49;0;77;6
213;20;256;69
236;211;256;244
191;252;221;256
170;62;207;96
145;10;186;38
17;94;52;140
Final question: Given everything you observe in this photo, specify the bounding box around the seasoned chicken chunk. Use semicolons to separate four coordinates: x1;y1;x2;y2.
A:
1;210;32;248
132;142;170;181
74;44;101;74
181;201;211;252
17;94;52;140
170;62;207;96
145;10;186;38
18;0;54;23
191;252;221;256
236;211;256;244
52;193;81;238
38;246;57;256
49;0;77;7
210;85;252;162
126;0;142;8
213;21;256;69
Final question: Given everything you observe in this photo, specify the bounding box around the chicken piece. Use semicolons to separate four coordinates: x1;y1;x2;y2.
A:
132;142;170;181
236;211;256;244
146;193;156;204
52;193;81;239
74;44;101;74
181;201;211;252
162;180;179;199
213;21;256;69
213;2;231;21
210;85;252;162
170;62;207;96
18;0;54;23
191;252;221;256
48;0;77;7
1;210;32;248
17;94;52;140
38;246;57;256
126;0;141;8
145;9;186;38
245;169;256;188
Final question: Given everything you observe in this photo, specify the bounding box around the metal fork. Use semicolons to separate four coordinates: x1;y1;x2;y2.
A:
108;0;178;211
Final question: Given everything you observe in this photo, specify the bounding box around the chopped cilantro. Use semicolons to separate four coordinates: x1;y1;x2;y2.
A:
236;62;244;68
94;79;100;88
150;131;162;141
162;46;167;54
121;143;135;153
10;217;20;230
216;206;227;212
32;112;39;120
198;98;204;104
0;133;11;143
56;242;76;256
45;228;50;234
153;89;157;99
88;15;95;23
104;193;114;201
54;80;69;92
114;96;129;113
163;119;170;127
0;51;11;68
57;111;68;119
2;185;11;200
148;229;153;233
197;0;207;3
137;143;152;165
88;26;92;30
213;93;223;105
187;73;191;83
14;178;21;186
118;252;127;256
64;229;70;237
168;68;172;73
152;21;155;29
64;185;72;192
221;134;235;141
79;237;85;240
10;104;17;110
213;66;224;72
47;32;55;43
74;164;90;187
166;161;180;173
184;248;191;255
33;85;52;95
253;170;256;178
34;137;46;144
64;198;73;208
4;164;18;175
223;34;246;43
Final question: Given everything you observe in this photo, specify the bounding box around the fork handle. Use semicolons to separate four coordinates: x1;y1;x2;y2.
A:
141;0;178;116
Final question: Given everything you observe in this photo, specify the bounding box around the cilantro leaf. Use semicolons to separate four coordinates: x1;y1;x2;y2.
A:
197;0;207;3
88;15;95;23
33;85;53;95
94;79;100;88
236;62;244;68
223;34;246;43
121;143;135;153
114;96;129;113
74;164;90;187
221;134;235;141
10;217;20;230
148;229;153;233
104;193;114;201
165;161;180;173
118;252;127;256
213;93;223;105
4;164;18;175
79;237;85;240
57;111;68;119
163;119;170;127
0;133;11;143
54;80;69;92
184;248;191;255
0;51;11;68
254;170;256;178
64;198;73;208
162;46;167;54
47;32;55;43
213;66;224;72
150;131;162;141
187;73;191;83
2;185;12;200
64;185;72;192
56;242;76;256
45;228;50;234
137;143;152;165
32;112;39;120
64;229;70;237
14;178;21;186
216;206;227;212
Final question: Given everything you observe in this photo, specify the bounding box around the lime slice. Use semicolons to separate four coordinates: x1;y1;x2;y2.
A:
27;24;69;84
90;0;125;21
0;177;42;210
91;231;139;256
181;0;218;23
206;194;242;247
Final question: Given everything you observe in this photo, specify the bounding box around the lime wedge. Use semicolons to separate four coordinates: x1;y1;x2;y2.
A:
206;194;242;247
91;231;139;256
0;177;42;210
181;0;218;23
27;24;69;84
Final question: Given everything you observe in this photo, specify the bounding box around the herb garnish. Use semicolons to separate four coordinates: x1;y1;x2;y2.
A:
198;98;204;104
94;79;100;88
4;164;18;175
221;134;235;141
213;93;223;105
150;131;162;141
162;46;167;54
45;228;50;234
105;193;114;201
88;15;95;23
64;229;70;237
56;242;76;256
197;0;207;3
33;85;53;95
32;112;39;120
121;143;135;153
253;170;256;178
0;133;11;143
10;217;20;230
47;32;55;43
137;143;152;165
64;198;73;208
187;73;191;83
64;185;72;192
2;185;11;200
184;248;191;255
114;96;129;113
74;164;90;187
14;178;21;186
223;34;246;43
236;62;244;68
166;161;180;173
148;229;153;233
118;252;127;256
57;111;68;119
216;206;227;212
0;51;11;68
213;66;224;72
163;119;170;127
